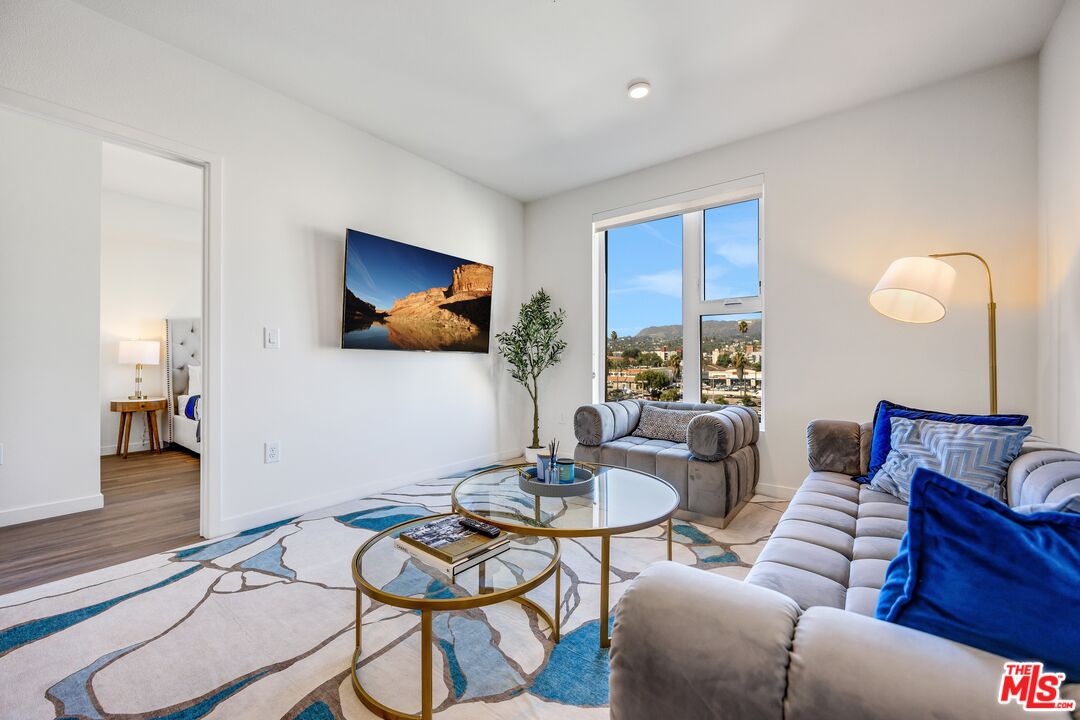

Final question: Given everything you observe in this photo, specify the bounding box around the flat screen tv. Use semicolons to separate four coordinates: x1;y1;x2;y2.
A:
341;229;493;353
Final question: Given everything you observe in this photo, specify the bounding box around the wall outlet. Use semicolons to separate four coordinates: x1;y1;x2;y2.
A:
558;411;568;425
264;441;281;464
263;327;281;349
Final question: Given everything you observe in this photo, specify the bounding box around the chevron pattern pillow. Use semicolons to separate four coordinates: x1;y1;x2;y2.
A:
870;418;1032;502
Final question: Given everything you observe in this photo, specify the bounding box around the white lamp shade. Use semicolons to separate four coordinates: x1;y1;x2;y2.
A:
118;339;160;366
869;256;957;324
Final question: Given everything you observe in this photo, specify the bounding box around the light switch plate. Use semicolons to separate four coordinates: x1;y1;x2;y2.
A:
263;327;281;349
264;441;281;464
0;443;4;465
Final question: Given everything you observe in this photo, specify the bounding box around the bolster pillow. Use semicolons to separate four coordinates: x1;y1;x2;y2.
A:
687;406;759;461
574;401;643;446
806;419;864;476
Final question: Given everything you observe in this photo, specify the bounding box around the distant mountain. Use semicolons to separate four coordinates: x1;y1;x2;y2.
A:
633;318;761;340
633;324;681;340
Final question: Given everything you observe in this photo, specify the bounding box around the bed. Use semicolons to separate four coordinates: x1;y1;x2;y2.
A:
164;318;202;455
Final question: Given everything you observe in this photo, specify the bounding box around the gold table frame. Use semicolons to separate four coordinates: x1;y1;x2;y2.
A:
350;514;561;720
451;463;678;648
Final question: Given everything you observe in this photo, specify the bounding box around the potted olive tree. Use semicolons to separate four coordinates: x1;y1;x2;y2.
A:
496;289;567;461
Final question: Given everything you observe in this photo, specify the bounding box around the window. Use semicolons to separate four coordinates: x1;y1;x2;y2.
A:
700;312;762;412
704;199;759;301
599;180;763;422
605;215;682;402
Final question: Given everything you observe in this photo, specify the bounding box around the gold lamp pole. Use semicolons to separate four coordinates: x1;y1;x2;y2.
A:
869;252;998;414
928;252;997;414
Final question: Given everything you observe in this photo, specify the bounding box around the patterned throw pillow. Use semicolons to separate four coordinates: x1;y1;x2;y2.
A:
870;418;1031;503
631;406;708;443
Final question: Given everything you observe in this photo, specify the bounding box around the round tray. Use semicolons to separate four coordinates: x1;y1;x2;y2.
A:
518;466;595;498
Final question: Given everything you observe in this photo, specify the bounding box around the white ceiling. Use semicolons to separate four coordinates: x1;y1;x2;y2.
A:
78;0;1063;201
102;141;203;209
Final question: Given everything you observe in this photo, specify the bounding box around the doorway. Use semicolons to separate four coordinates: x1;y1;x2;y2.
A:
0;103;217;595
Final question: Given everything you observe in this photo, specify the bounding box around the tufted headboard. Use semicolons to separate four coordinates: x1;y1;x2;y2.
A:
164;318;201;442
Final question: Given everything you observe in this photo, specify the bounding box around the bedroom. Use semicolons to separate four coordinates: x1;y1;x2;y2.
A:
0;122;208;593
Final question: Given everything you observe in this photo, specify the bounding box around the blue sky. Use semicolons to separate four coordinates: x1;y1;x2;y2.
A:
606;200;759;338
345;230;478;310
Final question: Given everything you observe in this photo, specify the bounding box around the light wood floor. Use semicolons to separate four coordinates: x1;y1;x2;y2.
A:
0;450;201;596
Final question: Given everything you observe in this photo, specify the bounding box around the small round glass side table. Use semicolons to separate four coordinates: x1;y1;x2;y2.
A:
351;513;560;720
452;463;679;648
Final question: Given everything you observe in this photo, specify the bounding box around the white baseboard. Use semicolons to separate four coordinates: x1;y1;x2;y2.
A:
754;482;797;500
0;493;104;527
100;440;153;456
213;448;521;538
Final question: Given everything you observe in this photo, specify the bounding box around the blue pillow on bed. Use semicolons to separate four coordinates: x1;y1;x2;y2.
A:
876;468;1080;681
184;395;201;420
857;400;1027;483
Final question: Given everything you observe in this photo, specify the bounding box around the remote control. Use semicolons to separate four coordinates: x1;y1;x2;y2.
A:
458;517;501;538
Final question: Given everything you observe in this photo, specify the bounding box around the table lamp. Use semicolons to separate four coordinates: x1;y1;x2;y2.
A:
119;340;160;400
869;252;997;413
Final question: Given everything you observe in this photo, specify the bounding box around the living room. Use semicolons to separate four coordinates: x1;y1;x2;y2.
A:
0;1;1077;718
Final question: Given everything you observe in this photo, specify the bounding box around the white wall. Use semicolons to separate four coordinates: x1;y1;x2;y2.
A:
525;60;1039;497
1037;0;1080;451
0;0;525;533
100;189;202;454
0;108;104;525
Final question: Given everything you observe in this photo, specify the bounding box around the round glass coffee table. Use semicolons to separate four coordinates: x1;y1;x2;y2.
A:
351;513;560;720
451;463;680;648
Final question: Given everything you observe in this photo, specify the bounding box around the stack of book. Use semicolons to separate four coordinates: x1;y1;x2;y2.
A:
395;516;509;579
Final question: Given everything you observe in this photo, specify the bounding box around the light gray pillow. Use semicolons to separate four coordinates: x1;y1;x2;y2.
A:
870;417;1032;502
631;405;707;443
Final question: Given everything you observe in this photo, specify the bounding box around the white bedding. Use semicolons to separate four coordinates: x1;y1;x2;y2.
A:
173;395;201;454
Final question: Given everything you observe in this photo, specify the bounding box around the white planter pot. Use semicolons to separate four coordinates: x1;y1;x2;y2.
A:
523;446;543;463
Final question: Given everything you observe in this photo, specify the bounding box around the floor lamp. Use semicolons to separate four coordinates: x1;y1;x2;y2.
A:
868;252;998;414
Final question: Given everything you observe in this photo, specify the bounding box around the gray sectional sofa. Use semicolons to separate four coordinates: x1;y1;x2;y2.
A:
610;418;1080;720
573;400;759;528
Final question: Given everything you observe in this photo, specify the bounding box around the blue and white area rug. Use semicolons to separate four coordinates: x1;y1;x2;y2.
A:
0;468;787;719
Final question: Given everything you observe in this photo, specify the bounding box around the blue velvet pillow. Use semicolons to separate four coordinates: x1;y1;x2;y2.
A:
857;400;1027;483
876;468;1080;680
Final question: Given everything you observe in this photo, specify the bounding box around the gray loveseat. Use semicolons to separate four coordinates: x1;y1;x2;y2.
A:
573;400;759;528
610;419;1080;720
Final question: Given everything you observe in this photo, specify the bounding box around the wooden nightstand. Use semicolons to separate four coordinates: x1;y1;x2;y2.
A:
110;397;167;459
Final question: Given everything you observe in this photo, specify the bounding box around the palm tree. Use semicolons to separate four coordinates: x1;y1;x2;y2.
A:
666;352;682;382
738;320;749;334
732;351;747;382
610;330;618;343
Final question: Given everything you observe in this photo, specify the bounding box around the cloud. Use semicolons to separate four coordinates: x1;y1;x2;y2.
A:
610;269;682;298
706;211;758;267
346;253;396;307
347;253;377;291
712;240;757;267
638;221;681;249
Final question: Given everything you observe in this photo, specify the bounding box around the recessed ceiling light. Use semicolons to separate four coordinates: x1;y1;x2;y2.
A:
627;80;651;100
